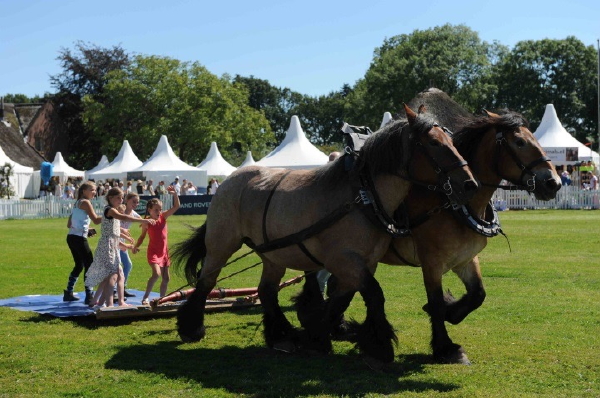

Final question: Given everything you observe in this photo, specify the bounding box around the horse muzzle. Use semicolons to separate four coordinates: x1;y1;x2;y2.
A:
445;177;479;205
533;174;562;201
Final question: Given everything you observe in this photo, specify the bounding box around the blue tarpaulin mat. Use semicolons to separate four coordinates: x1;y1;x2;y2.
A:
0;290;160;318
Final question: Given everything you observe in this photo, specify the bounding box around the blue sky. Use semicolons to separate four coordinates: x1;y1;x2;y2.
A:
1;0;599;98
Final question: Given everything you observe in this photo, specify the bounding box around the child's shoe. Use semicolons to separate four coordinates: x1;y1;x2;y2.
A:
63;290;79;302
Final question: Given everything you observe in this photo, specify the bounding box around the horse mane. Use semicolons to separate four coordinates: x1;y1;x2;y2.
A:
452;110;529;162
359;112;437;176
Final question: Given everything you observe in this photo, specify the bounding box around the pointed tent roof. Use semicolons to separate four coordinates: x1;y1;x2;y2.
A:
238;151;255;168
51;152;85;180
534;104;599;164
0;144;34;173
197;142;237;177
88;140;143;180
84;155;110;180
130;135;207;186
380;112;393;129
256;115;328;169
134;135;198;171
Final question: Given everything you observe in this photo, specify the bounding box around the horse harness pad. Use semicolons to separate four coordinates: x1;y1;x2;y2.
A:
451;201;504;237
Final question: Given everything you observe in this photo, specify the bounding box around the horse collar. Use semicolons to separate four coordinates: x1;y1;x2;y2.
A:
356;167;411;238
453;201;503;238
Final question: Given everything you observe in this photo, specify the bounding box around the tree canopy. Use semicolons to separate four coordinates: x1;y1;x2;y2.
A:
492;36;598;144
8;26;599;164
83;56;274;165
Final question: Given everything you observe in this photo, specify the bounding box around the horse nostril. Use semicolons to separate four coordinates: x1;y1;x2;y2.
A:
464;180;478;193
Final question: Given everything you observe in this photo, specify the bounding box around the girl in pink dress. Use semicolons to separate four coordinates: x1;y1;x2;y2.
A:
135;186;180;304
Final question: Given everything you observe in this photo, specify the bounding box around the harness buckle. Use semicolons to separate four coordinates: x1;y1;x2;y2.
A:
359;189;372;205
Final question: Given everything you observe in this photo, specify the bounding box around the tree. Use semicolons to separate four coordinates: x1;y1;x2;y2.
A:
295;85;353;146
83;55;274;165
1;94;46;103
493;37;598;147
49;41;130;169
349;24;503;128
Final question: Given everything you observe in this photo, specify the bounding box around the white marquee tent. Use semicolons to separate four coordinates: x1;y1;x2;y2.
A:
0;144;34;198
130;135;207;187
256;115;328;169
197;142;237;178
84;155;110;180
88;140;143;181
380;112;393;129
534;104;600;165
51;152;85;182
238;151;256;169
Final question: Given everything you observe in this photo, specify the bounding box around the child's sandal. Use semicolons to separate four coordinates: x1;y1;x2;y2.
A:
141;299;149;305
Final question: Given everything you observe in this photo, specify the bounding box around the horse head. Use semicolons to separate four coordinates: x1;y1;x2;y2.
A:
404;104;479;205
477;110;561;200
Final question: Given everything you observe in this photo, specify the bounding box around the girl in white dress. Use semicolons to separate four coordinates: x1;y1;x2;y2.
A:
85;188;154;308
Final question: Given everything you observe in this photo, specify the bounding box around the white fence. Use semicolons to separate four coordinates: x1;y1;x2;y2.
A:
493;186;599;210
1;188;597;220
0;195;174;220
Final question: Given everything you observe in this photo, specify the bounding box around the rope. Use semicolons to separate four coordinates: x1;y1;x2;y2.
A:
165;249;260;298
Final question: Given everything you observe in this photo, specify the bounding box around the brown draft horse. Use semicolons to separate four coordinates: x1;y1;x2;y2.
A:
172;104;478;364
299;89;561;365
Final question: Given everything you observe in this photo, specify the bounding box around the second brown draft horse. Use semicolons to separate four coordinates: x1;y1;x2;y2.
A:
298;89;561;365
172;104;478;365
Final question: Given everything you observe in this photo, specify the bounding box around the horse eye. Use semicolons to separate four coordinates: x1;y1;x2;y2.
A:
515;139;526;148
428;139;441;147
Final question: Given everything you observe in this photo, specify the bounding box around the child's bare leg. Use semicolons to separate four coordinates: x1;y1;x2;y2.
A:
116;267;129;306
142;263;161;303
106;274;118;306
159;266;171;297
91;280;106;307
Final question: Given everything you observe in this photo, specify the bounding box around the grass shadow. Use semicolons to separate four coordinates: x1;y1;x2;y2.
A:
106;341;460;397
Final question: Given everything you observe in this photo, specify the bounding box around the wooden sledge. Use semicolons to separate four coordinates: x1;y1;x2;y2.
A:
94;275;304;320
95;297;261;320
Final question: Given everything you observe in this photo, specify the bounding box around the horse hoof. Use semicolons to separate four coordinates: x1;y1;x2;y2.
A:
363;356;391;371
273;340;296;353
435;349;471;365
179;326;205;343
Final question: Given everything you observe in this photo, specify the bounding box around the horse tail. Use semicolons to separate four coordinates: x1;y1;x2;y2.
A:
172;223;207;284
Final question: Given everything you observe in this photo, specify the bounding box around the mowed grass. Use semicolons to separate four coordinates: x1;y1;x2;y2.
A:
0;210;599;397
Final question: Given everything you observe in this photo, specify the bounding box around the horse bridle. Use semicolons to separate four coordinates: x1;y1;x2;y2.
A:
485;129;551;192
404;123;469;200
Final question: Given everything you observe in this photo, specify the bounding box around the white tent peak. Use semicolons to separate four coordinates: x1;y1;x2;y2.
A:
534;104;568;142
197;142;236;177
238;151;255;168
84;155;110;179
87;140;143;181
534;104;599;163
142;135;191;168
256;115;328;169
380;112;393;129
0;144;33;173
131;135;207;186
52;152;84;179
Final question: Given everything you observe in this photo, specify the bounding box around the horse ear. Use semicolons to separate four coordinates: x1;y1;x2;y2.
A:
418;104;427;114
404;103;417;124
483;109;500;118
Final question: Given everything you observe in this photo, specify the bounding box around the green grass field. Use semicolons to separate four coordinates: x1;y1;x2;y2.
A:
0;210;599;397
